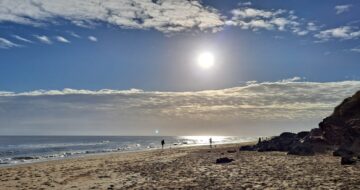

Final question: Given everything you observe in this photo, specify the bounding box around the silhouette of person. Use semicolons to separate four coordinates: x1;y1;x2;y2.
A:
209;137;212;148
161;139;165;149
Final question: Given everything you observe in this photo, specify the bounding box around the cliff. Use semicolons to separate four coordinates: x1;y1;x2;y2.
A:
241;90;360;158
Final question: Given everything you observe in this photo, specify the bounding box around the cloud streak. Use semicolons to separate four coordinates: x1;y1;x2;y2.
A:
34;35;52;44
55;36;70;43
350;47;360;53
335;4;352;14
13;35;33;43
0;37;20;49
88;36;98;42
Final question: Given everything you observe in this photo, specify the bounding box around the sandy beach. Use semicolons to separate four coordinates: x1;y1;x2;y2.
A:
1;143;360;190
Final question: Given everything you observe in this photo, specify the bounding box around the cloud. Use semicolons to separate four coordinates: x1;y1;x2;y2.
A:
34;35;52;44
88;36;98;42
306;22;320;31
315;26;360;41
296;30;308;36
350;47;360;53
228;7;307;35
55;36;70;43
0;1;350;44
238;2;252;6
1;79;360;135
335;4;352;14
278;76;303;83
274;35;285;40
230;8;277;18
12;35;33;43
0;0;224;33
245;19;274;30
68;31;81;38
0;37;20;49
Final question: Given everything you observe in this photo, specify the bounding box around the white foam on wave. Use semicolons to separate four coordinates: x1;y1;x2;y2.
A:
0;136;255;167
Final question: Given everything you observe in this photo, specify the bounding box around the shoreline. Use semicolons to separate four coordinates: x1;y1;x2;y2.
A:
0;142;251;169
1;142;360;189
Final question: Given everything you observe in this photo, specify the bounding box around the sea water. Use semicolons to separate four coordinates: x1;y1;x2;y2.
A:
0;136;255;166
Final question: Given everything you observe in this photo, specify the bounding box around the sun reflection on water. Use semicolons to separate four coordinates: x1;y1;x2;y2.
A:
179;136;228;144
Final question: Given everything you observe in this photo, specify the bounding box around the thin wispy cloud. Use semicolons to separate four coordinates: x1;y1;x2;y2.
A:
306;22;320;31
335;4;352;14
12;35;33;43
55;36;70;43
68;31;81;38
350;47;360;53
324;51;331;56
296;30;308;36
274;35;285;40
88;36;98;42
0;37;20;49
238;2;252;6
34;35;52;44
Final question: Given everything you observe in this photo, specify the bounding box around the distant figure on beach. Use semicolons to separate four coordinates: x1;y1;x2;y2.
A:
161;139;165;149
209;138;212;148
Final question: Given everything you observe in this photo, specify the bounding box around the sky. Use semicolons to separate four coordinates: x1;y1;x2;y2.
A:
0;0;360;136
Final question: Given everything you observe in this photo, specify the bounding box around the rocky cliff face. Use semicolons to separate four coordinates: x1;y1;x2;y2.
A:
315;90;360;151
241;90;360;156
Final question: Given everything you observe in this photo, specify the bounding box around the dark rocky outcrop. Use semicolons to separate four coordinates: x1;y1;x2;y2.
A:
306;91;360;156
287;143;315;156
241;131;312;153
239;145;256;151
242;90;360;160
257;132;298;152
341;156;357;165
216;157;234;164
296;131;310;139
227;150;237;153
333;148;354;157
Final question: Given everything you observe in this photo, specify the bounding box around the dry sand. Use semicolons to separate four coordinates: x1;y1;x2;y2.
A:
1;143;360;189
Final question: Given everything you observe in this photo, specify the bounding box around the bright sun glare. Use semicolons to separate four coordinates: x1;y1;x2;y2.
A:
197;52;214;69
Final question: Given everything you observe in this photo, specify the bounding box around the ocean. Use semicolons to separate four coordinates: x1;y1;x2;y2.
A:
0;136;255;166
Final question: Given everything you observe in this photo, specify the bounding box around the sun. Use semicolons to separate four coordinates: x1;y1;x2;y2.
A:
197;52;214;69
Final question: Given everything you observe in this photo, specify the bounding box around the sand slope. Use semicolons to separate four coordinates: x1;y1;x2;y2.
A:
1;144;360;189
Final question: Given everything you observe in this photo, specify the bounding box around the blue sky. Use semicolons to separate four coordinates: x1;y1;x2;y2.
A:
0;0;360;135
0;0;359;92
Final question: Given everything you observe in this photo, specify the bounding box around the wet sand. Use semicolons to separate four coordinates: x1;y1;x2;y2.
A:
1;143;360;189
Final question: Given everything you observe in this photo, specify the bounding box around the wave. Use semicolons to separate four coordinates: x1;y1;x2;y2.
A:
3;141;111;149
0;143;151;166
0;136;255;166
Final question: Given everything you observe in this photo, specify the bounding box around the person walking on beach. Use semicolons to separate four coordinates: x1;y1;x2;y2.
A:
161;139;165;149
209;137;212;149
